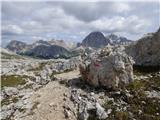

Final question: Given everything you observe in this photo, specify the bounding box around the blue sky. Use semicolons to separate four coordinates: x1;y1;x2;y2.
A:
1;0;160;47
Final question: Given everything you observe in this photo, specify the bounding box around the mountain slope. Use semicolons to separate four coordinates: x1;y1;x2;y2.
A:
81;31;110;48
24;44;70;59
6;40;71;59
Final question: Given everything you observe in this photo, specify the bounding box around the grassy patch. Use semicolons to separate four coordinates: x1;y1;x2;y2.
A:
127;80;147;91
115;111;129;120
1;75;29;88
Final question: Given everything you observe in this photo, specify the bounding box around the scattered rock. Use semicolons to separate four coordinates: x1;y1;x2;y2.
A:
3;87;19;96
96;102;108;119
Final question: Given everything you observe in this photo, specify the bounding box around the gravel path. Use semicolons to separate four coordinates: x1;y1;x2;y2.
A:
23;70;80;120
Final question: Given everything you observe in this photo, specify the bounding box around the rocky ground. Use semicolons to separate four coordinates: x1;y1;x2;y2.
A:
1;47;160;120
1;53;81;120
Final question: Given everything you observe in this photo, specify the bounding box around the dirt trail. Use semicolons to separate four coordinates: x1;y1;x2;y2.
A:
23;70;80;120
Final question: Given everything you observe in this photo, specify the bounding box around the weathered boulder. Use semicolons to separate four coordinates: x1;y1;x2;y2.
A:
80;46;134;88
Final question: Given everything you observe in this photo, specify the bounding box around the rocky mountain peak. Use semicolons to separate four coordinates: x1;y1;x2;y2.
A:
6;40;27;53
81;31;110;48
106;33;132;45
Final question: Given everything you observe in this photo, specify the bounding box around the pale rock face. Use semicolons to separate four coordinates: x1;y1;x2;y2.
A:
126;28;160;66
80;46;134;88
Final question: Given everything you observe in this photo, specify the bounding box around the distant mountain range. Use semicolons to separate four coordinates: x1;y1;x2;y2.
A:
6;40;73;59
6;31;133;59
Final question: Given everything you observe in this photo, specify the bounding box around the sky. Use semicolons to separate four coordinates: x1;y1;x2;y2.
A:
1;0;160;47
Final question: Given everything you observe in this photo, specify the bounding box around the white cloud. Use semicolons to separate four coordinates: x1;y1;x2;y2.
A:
2;24;24;35
1;1;159;46
89;15;150;33
112;2;131;13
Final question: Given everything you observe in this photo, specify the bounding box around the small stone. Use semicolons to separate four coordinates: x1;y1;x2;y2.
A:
64;109;71;118
96;103;108;119
63;97;67;101
141;101;146;104
90;92;95;96
138;110;142;114
49;102;55;107
63;93;68;97
107;109;112;114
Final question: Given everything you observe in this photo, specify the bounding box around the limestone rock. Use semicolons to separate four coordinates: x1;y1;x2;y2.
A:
96;102;108;119
3;87;19;96
126;28;160;66
80;46;134;88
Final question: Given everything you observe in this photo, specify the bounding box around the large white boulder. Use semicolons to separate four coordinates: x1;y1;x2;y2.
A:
80;46;134;88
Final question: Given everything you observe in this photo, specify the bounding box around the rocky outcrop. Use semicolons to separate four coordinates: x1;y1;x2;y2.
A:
126;28;160;66
81;32;110;48
80;46;134;88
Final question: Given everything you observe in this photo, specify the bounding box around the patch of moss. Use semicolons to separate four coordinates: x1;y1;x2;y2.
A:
143;98;160;115
115;111;129;120
127;80;146;91
1;75;28;88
